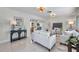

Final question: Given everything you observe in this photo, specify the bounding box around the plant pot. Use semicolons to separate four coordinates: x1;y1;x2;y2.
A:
76;44;79;52
76;44;79;48
68;43;72;52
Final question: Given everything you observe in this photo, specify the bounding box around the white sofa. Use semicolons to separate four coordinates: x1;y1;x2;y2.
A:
32;30;56;51
60;30;79;44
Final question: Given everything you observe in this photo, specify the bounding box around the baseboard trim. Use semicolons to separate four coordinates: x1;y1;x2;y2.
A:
0;40;10;44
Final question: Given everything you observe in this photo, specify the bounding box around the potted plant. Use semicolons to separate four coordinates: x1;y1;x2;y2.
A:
75;36;79;48
66;34;79;47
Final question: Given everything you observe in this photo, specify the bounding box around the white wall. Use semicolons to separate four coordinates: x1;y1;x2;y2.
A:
0;7;45;43
43;16;76;31
0;8;29;43
52;16;76;31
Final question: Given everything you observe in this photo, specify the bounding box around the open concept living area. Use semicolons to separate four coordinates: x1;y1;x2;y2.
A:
1;7;79;52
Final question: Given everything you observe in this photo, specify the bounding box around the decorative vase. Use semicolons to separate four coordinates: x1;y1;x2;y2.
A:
11;25;15;30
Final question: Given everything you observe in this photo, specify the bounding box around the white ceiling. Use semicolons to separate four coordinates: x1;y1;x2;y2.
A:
8;7;78;19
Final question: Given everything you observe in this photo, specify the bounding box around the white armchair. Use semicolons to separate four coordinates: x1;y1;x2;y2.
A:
60;30;79;44
60;33;71;44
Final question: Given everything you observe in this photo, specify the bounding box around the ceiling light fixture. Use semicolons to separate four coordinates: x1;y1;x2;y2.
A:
47;10;56;17
37;7;45;13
